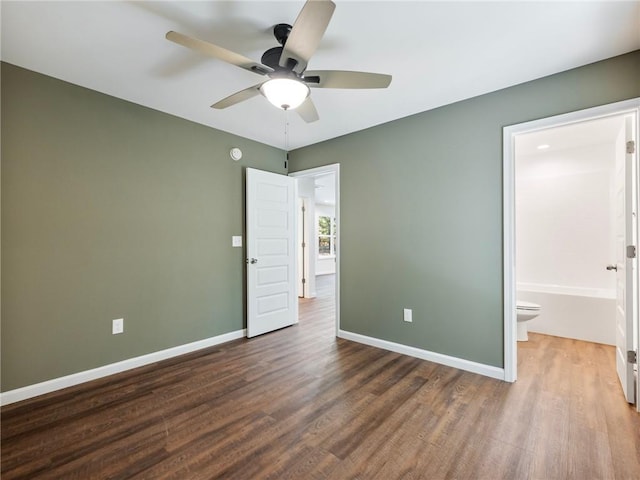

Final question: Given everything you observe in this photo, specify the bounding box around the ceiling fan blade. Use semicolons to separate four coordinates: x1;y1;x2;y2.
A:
296;97;319;123
279;0;336;74
211;83;265;109
166;31;273;76
303;70;392;89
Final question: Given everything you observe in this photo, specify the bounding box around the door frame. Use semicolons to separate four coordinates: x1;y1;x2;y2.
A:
289;164;340;335
503;99;640;405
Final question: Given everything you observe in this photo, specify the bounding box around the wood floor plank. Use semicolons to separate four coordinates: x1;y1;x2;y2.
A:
2;274;640;479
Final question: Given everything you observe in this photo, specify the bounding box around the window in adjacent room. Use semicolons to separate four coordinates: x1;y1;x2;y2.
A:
318;215;336;257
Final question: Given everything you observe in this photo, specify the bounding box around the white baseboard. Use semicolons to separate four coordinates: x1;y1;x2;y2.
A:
337;330;505;381
0;329;246;406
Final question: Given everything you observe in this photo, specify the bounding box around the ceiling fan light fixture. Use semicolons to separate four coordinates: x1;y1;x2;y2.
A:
260;78;309;110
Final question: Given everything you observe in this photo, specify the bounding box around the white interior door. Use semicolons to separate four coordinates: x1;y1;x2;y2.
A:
615;115;637;404
246;168;298;338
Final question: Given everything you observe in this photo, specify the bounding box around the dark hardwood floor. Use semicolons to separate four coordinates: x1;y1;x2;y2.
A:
2;274;640;479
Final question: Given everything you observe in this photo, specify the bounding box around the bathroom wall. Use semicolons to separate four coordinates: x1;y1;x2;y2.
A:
516;142;616;290
516;137;619;344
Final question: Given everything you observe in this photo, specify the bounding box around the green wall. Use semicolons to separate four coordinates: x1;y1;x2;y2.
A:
3;51;639;391
289;50;640;368
1;63;285;391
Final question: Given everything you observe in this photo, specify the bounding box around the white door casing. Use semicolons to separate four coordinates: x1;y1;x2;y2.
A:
503;98;640;390
246;168;298;338
615;115;637;404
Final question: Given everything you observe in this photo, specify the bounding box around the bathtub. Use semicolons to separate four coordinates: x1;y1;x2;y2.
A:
516;282;616;345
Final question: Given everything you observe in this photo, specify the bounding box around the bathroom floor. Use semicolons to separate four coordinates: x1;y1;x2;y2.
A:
515;331;639;476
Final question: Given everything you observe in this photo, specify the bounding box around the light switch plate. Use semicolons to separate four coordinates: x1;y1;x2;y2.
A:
232;236;242;247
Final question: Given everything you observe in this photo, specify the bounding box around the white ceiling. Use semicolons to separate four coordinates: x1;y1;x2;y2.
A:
314;172;336;205
2;1;639;150
515;114;627;178
517;115;627;157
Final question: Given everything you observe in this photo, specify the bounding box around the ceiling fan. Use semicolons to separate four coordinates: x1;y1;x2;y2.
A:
165;0;392;123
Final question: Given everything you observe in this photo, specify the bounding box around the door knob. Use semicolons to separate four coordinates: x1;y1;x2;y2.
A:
249;258;258;264
606;264;617;271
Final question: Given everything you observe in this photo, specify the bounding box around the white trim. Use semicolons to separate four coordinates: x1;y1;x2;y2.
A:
503;125;517;382
338;330;505;381
289;164;340;179
503;98;640;386
0;329;246;406
290;164;340;335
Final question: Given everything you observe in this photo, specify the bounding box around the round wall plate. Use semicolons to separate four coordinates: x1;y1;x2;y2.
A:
230;147;243;161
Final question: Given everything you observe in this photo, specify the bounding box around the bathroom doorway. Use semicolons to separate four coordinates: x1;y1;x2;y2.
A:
516;116;623;344
503;99;640;410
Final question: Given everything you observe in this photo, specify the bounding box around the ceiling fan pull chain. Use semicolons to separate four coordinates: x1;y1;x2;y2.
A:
285;109;290;153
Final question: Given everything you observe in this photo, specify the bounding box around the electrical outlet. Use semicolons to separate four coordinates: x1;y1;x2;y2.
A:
403;308;412;323
112;318;124;335
232;236;242;247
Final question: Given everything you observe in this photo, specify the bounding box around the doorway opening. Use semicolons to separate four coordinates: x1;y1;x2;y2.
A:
503;99;640;411
290;164;340;336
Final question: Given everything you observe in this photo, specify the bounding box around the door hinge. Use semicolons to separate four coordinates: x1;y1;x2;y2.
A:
627;245;637;259
302;278;306;284
302;206;306;213
628;350;637;364
301;242;306;248
627;140;636;154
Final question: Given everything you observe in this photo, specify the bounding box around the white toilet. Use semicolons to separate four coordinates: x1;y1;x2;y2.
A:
516;300;541;341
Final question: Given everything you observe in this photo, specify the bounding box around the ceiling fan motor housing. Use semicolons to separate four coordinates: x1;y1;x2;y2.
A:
261;46;300;76
262;23;300;74
261;47;285;71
